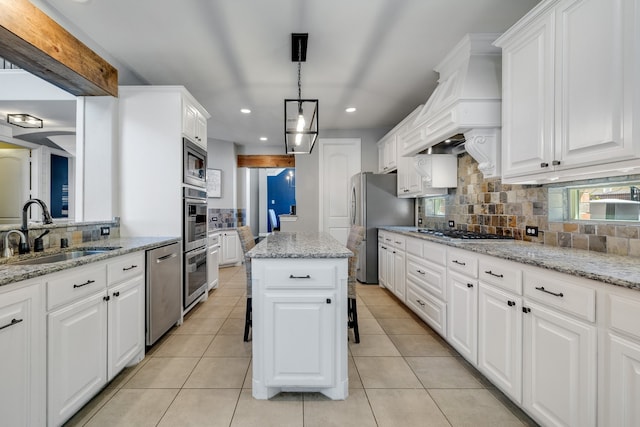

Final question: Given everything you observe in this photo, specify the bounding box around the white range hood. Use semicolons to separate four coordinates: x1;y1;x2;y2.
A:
400;33;502;178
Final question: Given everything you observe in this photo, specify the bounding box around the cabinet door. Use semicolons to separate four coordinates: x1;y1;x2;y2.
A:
385;245;396;294
221;231;240;265
392;249;406;302
208;244;220;290
478;283;522;403
555;0;633;168
195;113;207;146
182;102;198;142
396;154;410;196
447;272;478;365
501;12;555;178
378;242;387;287
522;300;597;427
107;276;145;381
48;291;108;426
0;283;45;427
607;333;640;427
385;137;397;171
264;293;336;387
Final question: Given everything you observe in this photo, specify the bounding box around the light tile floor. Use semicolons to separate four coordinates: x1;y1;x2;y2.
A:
66;265;538;427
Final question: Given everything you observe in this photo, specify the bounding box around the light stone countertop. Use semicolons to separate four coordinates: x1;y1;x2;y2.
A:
381;226;640;291
247;232;352;259
0;236;180;287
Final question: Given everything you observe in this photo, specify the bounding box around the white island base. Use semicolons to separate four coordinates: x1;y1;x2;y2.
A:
250;255;349;400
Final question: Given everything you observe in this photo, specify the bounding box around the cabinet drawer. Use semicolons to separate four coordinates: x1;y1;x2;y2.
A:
447;248;478;278
406;254;446;300
261;261;339;290
405;237;423;257
107;252;145;285
523;269;595;322
390;234;406;251
479;256;522;295
406;283;446;338
423;240;447;265
47;265;107;310
607;293;640;340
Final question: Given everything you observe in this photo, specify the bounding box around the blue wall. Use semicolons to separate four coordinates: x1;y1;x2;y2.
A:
267;168;296;231
50;154;69;218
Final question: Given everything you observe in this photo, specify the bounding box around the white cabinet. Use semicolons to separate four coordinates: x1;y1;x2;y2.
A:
47;252;145;426
404;237;448;337
603;291;640;426
220;230;242;266
447;271;477;365
377;134;397;173
252;258;348;400
478;282;522;403
398;154;456;198
182;99;208;148
377;231;405;302
497;0;640;183
207;232;220;290
521;268;597;427
0;281;45;427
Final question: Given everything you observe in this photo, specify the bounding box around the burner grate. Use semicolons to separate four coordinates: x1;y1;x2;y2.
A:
416;228;514;240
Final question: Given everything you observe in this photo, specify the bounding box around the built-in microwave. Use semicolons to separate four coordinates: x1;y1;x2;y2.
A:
183;138;207;188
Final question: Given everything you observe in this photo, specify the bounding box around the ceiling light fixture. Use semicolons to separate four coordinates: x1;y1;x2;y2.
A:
260;137;268;141
284;33;318;155
7;113;43;128
345;107;357;113
240;108;251;114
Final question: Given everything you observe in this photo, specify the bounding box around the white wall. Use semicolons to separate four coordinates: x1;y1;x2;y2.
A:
207;138;237;208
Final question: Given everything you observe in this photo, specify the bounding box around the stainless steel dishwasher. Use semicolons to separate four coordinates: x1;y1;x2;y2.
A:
146;242;181;346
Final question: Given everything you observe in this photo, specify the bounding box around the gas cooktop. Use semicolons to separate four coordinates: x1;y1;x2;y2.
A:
416;228;515;240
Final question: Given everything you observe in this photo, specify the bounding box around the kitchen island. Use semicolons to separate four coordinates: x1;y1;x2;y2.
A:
246;232;352;400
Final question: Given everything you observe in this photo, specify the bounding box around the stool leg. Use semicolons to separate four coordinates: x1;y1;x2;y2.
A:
350;297;360;344
244;297;252;342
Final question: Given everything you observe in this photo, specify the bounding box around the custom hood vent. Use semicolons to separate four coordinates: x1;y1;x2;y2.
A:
401;34;502;178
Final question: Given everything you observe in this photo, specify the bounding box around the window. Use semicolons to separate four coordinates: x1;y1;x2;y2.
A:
421;196;447;217
549;182;640;222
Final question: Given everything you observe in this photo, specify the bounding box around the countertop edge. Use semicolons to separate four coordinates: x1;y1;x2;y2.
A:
0;237;181;288
380;226;640;291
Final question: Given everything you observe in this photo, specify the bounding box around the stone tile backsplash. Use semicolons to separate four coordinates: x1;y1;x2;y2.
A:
207;208;245;229
417;153;640;257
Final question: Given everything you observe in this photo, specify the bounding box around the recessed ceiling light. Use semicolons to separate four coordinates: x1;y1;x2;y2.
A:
345;107;357;113
259;137;268;141
240;108;251;114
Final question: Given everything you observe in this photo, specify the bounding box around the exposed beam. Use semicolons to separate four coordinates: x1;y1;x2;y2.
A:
0;0;118;97
237;155;295;168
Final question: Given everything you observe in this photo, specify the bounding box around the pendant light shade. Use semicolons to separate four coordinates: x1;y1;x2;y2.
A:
284;33;318;154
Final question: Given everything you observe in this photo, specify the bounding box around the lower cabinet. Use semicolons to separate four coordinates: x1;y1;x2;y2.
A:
522;300;597;427
252;258;348;400
47;252;145;426
478;282;522;403
447;271;478;365
0;281;45;427
220;230;242;266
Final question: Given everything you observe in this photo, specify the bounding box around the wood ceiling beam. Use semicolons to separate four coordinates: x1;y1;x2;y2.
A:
0;0;118;97
237;155;295;168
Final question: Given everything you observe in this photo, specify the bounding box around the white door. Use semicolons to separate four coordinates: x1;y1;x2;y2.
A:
319;139;360;245
0;148;30;224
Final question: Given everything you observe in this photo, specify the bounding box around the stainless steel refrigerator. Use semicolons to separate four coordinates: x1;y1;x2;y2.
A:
350;172;414;283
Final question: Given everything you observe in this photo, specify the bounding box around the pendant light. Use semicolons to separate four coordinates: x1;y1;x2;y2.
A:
284;33;318;154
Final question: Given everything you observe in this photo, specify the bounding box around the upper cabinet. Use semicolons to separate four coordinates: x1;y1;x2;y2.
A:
496;0;640;184
398;154;457;198
182;98;208;149
377;133;397;173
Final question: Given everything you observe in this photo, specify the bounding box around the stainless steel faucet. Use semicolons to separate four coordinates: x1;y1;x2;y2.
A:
2;230;26;258
21;198;54;253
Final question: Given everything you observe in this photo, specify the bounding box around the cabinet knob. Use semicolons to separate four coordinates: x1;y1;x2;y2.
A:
552;160;561;166
507;300;515;307
103;295;111;302
326;298;332;304
113;291;120;297
522;307;531;314
540;162;549;168
467;283;474;288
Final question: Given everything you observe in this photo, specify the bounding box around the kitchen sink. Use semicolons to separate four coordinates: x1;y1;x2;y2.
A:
10;248;120;265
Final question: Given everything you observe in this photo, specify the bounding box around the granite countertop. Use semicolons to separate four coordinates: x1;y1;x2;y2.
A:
0;236;180;287
247;232;352;259
381;226;640;291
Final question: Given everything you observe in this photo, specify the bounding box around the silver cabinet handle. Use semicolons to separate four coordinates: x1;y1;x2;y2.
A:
0;318;23;331
156;253;177;263
416;269;426;275
416;299;425;307
122;265;138;271
289;274;311;279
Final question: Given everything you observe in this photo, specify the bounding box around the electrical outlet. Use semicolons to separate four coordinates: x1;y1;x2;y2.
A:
448;220;455;228
100;226;110;236
525;226;539;237
418;218;423;225
211;217;218;222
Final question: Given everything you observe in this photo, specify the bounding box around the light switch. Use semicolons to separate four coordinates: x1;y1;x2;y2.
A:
271;200;275;204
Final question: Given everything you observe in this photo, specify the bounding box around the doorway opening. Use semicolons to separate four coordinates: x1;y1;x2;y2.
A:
266;168;296;232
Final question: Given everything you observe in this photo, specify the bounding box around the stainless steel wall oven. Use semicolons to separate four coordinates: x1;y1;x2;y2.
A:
183;186;208;308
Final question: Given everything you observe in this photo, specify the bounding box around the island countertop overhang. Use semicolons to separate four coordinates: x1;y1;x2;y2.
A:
247;232;352;259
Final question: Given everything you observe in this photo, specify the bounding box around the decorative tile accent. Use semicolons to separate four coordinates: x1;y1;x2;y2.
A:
417;153;640;257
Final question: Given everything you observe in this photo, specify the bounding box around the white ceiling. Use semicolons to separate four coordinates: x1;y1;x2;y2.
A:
12;0;539;149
